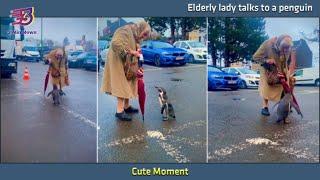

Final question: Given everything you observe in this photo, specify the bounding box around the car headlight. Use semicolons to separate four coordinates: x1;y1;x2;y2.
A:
194;49;201;53
161;52;170;56
212;74;223;79
25;53;32;57
8;63;16;67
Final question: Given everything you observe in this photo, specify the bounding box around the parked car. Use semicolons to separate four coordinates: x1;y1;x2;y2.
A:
67;50;86;68
208;66;240;90
294;67;320;86
141;40;188;66
99;41;109;66
222;67;260;89
173;40;209;63
82;54;98;71
17;46;41;62
38;46;51;62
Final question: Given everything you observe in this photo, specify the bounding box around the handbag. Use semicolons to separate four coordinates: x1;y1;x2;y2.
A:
261;62;280;85
123;54;139;81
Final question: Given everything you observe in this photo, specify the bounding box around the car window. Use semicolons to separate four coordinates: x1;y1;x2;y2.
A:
222;68;229;73
181;42;189;49
141;42;148;48
229;68;238;74
152;41;173;49
188;41;205;48
294;69;303;76
174;42;181;47
208;66;223;73
237;68;258;74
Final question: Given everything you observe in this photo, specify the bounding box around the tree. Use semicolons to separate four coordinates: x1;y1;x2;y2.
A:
145;17;178;41
300;28;319;42
177;17;206;40
145;17;206;42
63;37;70;47
145;17;168;35
208;17;267;67
208;17;224;67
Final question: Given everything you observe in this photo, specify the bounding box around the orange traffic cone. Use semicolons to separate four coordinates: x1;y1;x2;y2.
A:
23;66;30;80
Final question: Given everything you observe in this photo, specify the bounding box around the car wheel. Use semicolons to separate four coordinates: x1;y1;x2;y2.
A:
231;87;239;91
189;54;194;63
315;79;320;87
179;62;186;66
154;55;161;67
239;80;247;89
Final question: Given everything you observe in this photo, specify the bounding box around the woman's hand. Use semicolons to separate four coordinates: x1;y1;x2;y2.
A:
129;50;140;58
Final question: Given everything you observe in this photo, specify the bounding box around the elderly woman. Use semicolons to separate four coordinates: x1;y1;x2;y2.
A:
47;48;69;94
101;21;151;121
253;35;294;122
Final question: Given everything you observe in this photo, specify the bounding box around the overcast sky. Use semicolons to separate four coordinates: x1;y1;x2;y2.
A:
265;18;319;66
20;18;96;44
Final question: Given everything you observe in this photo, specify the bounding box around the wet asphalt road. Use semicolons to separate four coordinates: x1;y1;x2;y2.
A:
98;63;207;163
208;86;319;163
1;61;97;163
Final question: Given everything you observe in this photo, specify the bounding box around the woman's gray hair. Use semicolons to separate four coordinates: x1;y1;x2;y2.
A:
277;34;293;50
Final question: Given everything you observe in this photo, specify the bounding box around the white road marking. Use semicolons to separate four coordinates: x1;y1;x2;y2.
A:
296;89;319;94
106;134;146;147
6;76;97;129
60;105;97;129
157;140;190;163
103;123;206;163
166;120;206;134
1;92;41;97
246;137;279;146
209;121;319;162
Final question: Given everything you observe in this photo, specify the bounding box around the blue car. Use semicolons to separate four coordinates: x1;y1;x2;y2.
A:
208;66;240;90
141;41;188;66
82;55;98;71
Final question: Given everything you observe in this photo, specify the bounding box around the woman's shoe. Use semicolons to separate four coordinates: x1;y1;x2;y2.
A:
261;107;270;116
124;106;139;113
115;111;132;121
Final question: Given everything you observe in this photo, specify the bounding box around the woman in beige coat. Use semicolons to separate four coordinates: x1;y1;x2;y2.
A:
253;35;293;120
101;21;151;121
47;48;69;94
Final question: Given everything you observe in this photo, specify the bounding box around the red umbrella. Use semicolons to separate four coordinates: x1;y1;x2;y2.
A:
137;68;146;121
278;49;303;118
44;71;50;95
279;77;303;118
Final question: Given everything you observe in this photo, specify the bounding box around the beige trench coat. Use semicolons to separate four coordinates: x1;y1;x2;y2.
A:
253;37;290;102
47;49;69;88
100;25;139;99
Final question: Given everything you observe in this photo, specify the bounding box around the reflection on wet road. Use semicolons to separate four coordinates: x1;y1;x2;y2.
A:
98;64;207;163
1;62;96;163
208;87;319;163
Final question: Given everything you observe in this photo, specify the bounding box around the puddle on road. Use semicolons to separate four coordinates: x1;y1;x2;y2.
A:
170;78;183;82
166;69;184;74
232;97;246;101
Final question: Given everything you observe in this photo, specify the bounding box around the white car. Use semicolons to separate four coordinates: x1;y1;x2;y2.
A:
223;67;260;88
173;40;209;63
294;67;320;86
99;41;110;65
19;46;41;62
